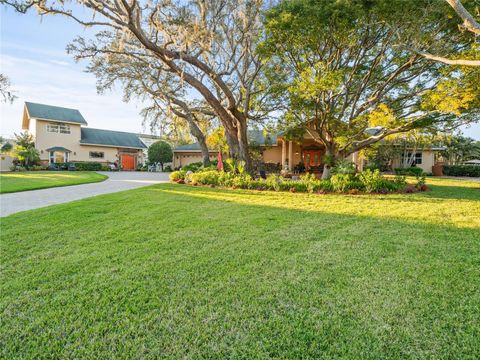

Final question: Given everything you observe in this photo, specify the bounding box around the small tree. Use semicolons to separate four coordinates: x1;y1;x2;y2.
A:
148;141;173;171
14;132;35;148
12;132;38;169
13;146;40;169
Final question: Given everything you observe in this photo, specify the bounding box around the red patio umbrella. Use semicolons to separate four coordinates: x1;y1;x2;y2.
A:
217;150;224;171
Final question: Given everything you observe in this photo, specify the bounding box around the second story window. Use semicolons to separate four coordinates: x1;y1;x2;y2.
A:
46;123;71;134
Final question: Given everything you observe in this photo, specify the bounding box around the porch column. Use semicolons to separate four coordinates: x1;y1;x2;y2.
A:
281;139;286;170
288;141;293;170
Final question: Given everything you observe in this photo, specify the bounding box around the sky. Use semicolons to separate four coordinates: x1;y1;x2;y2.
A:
0;5;153;139
1;5;479;140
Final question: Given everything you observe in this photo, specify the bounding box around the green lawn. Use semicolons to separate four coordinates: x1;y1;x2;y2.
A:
1;178;479;358
0;171;108;193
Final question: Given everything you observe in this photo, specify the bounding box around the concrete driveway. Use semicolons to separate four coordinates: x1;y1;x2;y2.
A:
0;171;169;217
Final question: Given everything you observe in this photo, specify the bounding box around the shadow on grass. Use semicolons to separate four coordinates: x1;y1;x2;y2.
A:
151;183;480;228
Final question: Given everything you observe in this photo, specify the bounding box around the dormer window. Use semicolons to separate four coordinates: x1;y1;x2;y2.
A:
46;123;71;134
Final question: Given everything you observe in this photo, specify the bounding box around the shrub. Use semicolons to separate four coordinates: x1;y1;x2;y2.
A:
181;162;203;172
218;171;237;187
101;164;110;171
280;180;307;193
358;169;385;193
394;167;424;176
443;165;480;177
415;174;427;190
318;179;334;192
31;165;45;171
169;170;186;182
230;174;252;189
74;162;103;171
266;174;284;191
393;175;407;189
247;179;266;190
331;159;356;175
190;170;221;186
136;163;147;171
164;165;172;172
330;174;355;192
300;173;320;193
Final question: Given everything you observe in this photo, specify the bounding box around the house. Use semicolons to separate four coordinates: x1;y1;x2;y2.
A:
173;130;364;172
22;102;147;170
173;128;444;174
391;147;445;173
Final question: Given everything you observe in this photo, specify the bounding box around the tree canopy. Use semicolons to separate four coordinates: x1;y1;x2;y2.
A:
148;141;173;171
259;0;479;177
5;0;270;171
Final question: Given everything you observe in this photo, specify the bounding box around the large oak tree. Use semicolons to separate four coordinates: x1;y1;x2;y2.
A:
5;0;267;171
260;0;480;178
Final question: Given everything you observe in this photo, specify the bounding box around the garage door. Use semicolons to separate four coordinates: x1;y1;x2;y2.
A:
121;155;135;170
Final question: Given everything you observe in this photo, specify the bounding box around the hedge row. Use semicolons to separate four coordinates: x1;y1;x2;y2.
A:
443;165;480;177
394;167;424;176
72;162;103;171
170;169;426;194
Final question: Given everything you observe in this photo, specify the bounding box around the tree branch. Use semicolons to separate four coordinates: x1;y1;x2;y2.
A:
445;0;480;35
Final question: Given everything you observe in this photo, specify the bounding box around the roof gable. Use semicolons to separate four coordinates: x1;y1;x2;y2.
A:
80;128;147;149
25;102;88;125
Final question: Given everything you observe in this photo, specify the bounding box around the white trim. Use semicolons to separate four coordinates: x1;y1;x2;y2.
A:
79;142;145;150
32;117;87;126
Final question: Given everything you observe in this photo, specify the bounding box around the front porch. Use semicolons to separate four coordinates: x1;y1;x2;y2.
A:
278;138;325;174
272;137;363;176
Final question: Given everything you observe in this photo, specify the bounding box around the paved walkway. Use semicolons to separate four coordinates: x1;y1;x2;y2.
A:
0;172;169;217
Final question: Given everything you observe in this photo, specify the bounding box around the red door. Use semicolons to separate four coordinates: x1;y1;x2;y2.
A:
303;150;321;169
121;155;135;170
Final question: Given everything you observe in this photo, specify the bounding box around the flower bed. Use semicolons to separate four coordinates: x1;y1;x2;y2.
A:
170;168;428;195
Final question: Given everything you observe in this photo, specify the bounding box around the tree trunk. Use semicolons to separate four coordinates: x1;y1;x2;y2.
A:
160;162;164;171
321;145;336;180
225;130;240;159
186;118;210;167
236;120;252;172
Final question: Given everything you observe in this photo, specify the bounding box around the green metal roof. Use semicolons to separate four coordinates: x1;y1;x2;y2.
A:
25;102;87;125
174;130;278;151
80;128;147;149
174;143;211;151
46;146;72;153
248;130;278;146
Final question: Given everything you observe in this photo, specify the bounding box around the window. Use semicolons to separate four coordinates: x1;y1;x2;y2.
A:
46;123;71;134
401;152;422;165
89;151;104;159
49;151;67;164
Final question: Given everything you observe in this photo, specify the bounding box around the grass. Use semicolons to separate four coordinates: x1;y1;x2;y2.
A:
0;171;108;193
1;177;479;358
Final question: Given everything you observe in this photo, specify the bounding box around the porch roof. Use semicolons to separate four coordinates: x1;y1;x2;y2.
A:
46;146;72;153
